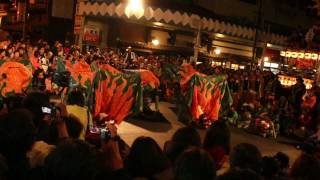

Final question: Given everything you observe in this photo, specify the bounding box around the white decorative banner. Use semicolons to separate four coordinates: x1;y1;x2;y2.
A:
77;1;288;45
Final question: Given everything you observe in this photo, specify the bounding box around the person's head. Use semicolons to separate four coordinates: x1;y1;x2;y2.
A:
67;90;85;107
50;115;83;142
0;109;36;159
0;49;6;58
127;46;132;53
203;121;230;154
18;48;24;56
22;92;50;127
297;77;304;84
73;50;80;57
290;153;320;180
229;143;262;173
165;127;201;163
34;50;40;58
261;156;280;179
65;115;83;139
0;154;8;180
299;140;320;155
39;47;45;55
57;49;63;56
78;55;84;62
4;95;24;112
217;169;262;180
274;152;289;173
125;136;169;178
66;54;73;61
174;147;216;180
317;121;320;132
0;98;3;113
44;139;96;180
13;50;20;59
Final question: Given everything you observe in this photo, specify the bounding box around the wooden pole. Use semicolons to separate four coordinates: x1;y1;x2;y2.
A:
22;0;28;40
252;0;263;68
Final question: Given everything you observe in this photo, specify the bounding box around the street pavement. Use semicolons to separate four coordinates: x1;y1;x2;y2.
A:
118;102;301;163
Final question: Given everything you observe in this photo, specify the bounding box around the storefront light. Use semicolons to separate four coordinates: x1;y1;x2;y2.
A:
270;63;279;68
305;53;311;59
214;48;221;55
298;53;304;59
153;22;163;26
264;62;271;67
125;0;144;18
280;50;320;60
291;52;298;58
152;39;160;46
311;53;318;60
216;33;225;38
264;57;269;62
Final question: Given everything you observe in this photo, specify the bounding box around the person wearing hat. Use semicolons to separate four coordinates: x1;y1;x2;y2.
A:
124;46;136;68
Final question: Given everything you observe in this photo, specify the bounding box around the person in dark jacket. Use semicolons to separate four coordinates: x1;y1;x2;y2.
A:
291;77;306;118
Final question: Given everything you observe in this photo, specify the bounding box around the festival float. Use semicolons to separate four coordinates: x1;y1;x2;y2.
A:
0;54;162;125
59;61;161;124
92;66;161;124
163;63;233;127
0;61;32;97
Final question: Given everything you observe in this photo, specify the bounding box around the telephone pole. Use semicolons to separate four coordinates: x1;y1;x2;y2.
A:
252;0;263;68
22;0;28;40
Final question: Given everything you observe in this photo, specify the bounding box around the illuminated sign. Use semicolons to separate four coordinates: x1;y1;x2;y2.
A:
83;26;100;44
280;51;320;60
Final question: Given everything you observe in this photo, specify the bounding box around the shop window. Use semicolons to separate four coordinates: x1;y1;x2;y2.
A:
212;61;222;67
231;64;239;70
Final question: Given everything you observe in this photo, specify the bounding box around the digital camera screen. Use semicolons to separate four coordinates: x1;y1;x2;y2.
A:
41;107;52;114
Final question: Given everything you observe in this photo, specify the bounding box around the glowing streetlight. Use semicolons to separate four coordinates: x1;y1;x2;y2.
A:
214;48;221;55
152;39;160;46
125;0;144;19
216;33;225;38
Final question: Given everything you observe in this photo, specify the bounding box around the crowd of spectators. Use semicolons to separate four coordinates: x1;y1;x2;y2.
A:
1;94;320;180
199;62;320;139
0;39;320;180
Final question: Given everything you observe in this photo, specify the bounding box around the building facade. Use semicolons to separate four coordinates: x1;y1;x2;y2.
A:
197;0;316;32
0;0;50;39
75;0;316;63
